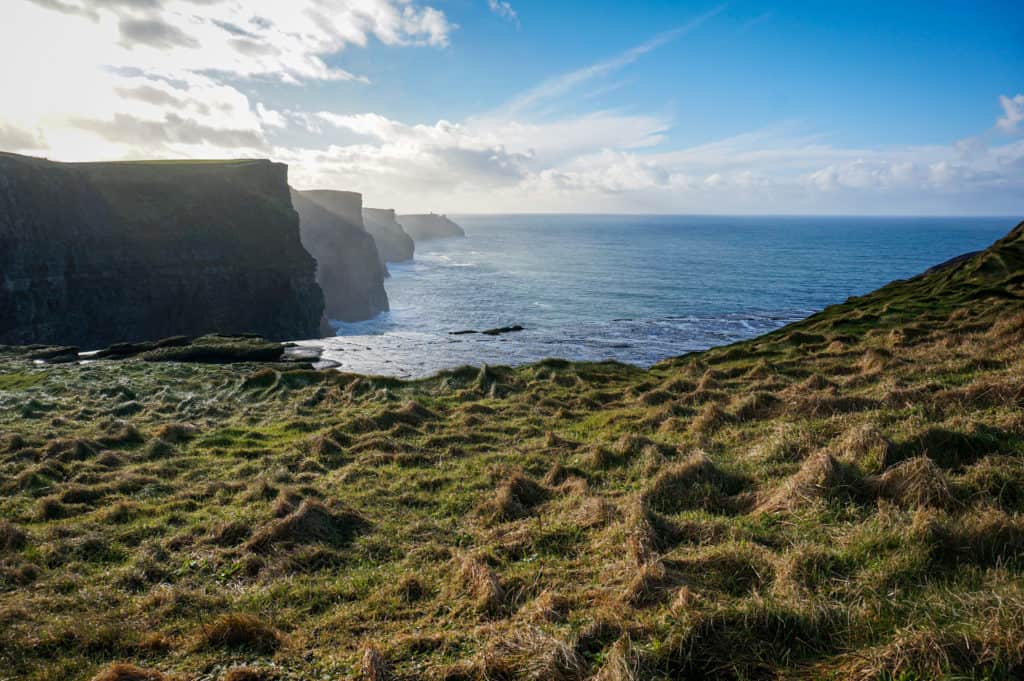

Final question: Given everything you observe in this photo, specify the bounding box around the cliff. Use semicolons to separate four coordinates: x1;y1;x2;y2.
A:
362;207;415;263
397;213;466;240
0;152;323;348
300;189;363;228
302;191;413;263
290;189;389;323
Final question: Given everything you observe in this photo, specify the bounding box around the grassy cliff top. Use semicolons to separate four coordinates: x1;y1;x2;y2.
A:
0;152;268;167
0;152;300;258
1;223;1023;681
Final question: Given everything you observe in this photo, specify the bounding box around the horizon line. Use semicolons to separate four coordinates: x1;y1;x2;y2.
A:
443;212;1022;219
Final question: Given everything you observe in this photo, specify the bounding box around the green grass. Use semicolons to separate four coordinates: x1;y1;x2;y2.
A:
0;370;46;390
0;222;1022;681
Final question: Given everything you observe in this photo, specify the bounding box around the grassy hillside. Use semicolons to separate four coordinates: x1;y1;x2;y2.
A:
1;222;1023;681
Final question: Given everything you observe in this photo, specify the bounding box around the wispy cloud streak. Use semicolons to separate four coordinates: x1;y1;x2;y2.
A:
501;5;725;116
487;0;520;29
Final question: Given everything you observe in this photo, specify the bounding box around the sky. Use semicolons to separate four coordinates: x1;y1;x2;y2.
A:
1;0;1022;215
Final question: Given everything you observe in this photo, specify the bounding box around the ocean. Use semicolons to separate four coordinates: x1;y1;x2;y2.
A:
297;215;1014;378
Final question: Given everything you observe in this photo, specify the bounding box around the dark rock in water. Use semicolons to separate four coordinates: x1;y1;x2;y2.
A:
481;325;525;336
290;190;389;323
361;207;415;263
449;325;525;337
396;213;466;241
0;152;324;349
282;345;323;364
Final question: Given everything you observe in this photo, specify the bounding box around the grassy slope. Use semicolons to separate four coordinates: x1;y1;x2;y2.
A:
1;223;1023;681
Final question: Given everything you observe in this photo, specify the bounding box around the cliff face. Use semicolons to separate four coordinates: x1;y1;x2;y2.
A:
301;191;413;263
362;207;415;263
0;153;323;348
300;189;363;229
290;189;389;323
397;213;466;241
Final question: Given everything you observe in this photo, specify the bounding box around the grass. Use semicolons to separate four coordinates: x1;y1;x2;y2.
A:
0;221;1022;680
0;370;46;390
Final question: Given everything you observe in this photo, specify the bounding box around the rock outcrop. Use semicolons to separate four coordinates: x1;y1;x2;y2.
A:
397;213;466;241
0;153;324;348
290;189;389;323
362;207;415;263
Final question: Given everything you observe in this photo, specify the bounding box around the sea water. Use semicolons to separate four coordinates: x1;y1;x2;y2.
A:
298;215;1013;377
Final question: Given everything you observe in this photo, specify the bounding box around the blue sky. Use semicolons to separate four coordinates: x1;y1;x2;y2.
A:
299;1;1024;146
2;0;1023;213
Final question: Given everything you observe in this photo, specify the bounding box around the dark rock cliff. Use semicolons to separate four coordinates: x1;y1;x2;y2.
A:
0;153;324;348
397;215;466;241
302;190;414;264
397;213;466;241
290;189;389;323
362;207;415;263
300;189;364;230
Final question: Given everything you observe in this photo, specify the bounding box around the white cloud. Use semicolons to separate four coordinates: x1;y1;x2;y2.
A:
30;0;453;72
2;2;1021;215
256;103;287;129
487;0;519;28
291;74;1024;213
997;94;1024;134
0;0;453;160
704;173;726;188
313;108;668;166
287;104;1024;214
0;123;45;153
288;33;1022;214
316;112;412;140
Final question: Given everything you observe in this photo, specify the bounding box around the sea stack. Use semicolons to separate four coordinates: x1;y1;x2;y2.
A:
291;189;390;323
397;213;466;241
0;152;323;348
